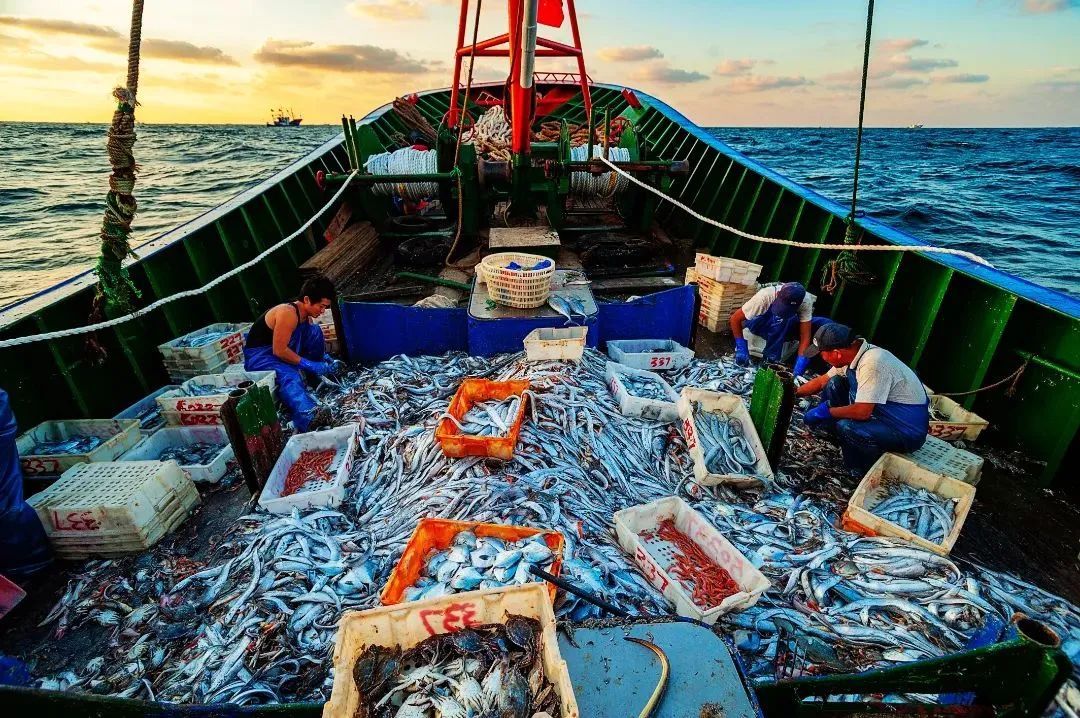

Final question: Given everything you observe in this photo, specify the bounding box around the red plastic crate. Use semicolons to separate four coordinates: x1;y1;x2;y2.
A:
435;379;530;460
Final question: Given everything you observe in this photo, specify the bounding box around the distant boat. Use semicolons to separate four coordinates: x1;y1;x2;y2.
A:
267;107;302;127
907;123;924;129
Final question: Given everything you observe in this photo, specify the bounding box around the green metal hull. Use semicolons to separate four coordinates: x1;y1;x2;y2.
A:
1;83;1076;486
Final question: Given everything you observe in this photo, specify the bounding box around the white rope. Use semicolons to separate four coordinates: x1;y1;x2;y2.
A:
364;148;438;199
0;171;359;349
598;156;992;268
570;145;631;197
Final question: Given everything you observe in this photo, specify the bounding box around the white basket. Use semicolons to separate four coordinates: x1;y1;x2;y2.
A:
322;584;579;718
119;426;233;484
843;453;976;556
694;253;763;285
157;371;276;418
27;460;199;558
677;387;774;487
480;252;556;309
16;419;142;476
113;386;178;436
607;339;694;372
906;435;984;485
524;327;588;361
158;323;249;362
614;496;770;624
606;362;680;422
259;424;359;514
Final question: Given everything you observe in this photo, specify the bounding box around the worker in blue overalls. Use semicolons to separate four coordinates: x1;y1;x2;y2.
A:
728;282;831;377
0;387;52;582
243;277;341;432
797;323;929;475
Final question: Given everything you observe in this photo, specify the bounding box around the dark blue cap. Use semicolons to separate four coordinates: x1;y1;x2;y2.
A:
804;322;855;357
769;282;806;318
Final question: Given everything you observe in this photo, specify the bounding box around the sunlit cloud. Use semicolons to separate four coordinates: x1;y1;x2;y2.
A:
597;46;663;62
878;38;929;53
726;75;812;93
888;55;959;73
253;39;431;74
938;73;990;83
0;15;120;38
92;36;238;65
347;0;427;21
714;58;757;76
630;62;708;84
1019;0;1077;13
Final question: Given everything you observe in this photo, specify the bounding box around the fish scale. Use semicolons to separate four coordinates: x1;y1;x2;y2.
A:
30;349;1080;709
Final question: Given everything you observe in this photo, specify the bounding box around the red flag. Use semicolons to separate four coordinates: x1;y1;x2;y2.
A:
537;0;564;27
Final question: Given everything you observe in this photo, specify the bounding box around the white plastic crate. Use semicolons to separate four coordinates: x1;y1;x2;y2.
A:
677;388;774;487
161;409;224;427
606;362;679;422
906;435;984;485
113;386;178;436
120;426;233;483
694;253;763;285
524;326;588;361
698;279;759;319
16;419;141;476
157;371;276;417
259;424;359;514
843;453;976;556
322;584;578;718
165;355;237;384
607;339;694;372
614;496;769;624
158;322;249;362
928;395;989;443
27;460;199;558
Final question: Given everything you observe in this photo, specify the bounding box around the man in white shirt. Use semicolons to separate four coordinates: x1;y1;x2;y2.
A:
796;322;929;475
728;282;831;376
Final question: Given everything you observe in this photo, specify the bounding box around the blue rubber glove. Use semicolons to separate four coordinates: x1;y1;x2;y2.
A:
803;401;832;426
793;355;811;377
299;357;331;376
734;338;750;367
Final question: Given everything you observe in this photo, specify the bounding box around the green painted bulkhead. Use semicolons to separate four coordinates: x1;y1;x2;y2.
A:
0;82;1076;487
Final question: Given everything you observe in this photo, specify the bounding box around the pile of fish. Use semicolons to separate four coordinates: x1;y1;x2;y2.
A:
129;403;166;433
403;531;557;601
157;442;226;466
869;483;957;543
29;349;1080;713
178;382;226;397
690;402;760;476
443;396;525;438
174;329;235;349
546;294;589;325
351;616;562;718
613;372;670;401
28;435;105;456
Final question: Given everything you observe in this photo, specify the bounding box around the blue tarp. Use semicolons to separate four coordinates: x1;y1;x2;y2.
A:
0;388;51;582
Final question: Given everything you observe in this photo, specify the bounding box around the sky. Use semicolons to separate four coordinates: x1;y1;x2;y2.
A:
0;0;1077;126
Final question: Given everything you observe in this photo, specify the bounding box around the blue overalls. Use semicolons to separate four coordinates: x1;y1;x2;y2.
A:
745;311;832;363
243;310;325;432
814;371;929;475
0;388;52;581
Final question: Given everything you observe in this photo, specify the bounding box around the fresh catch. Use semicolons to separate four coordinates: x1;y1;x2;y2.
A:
174;330;234;348
870;484;958;544
156;443;225;466
403;531;556;600
615;373;670;402
28;436;105;455
691;402;759;476
443;396;524;438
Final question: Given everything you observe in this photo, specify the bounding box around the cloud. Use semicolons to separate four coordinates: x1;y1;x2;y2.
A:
938;73;990;83
597;46;663;62
347;0;427;20
875;76;929;89
0;15;120;38
1019;0;1077;12
253;39;430;74
879;38;929;53
726;75;811;93
630;62;708;84
888;55;959;73
714;58;756;76
141;39;237;65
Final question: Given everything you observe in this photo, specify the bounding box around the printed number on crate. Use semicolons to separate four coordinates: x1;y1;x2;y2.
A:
682;418;697;449
418;601;481;636
22;457;62;474
634;546;671;591
649;356;672;369
52;510;102;532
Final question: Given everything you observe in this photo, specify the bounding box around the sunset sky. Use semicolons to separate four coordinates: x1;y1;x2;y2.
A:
0;0;1077;126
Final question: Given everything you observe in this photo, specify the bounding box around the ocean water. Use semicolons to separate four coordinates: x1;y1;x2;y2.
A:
0;123;1076;311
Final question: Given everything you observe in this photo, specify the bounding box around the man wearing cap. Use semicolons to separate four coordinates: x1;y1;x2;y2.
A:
796;323;929;475
729;282;831;376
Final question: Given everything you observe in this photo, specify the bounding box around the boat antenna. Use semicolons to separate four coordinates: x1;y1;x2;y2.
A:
823;0;877;294
88;0;145;357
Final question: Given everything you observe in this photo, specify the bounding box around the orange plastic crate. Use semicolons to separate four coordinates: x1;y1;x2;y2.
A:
435;379;530;460
380;518;565;605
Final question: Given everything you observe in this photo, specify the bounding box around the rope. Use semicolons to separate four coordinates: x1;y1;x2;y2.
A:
364;148;439;199
462;106;513;162
0;171;358;349
597;156;992;267
570;145;630;197
935;361;1028;398
446;0;484;269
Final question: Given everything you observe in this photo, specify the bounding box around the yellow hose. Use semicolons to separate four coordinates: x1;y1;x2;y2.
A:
624;636;669;718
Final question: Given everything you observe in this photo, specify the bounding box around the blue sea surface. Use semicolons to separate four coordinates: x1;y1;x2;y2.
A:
0;123;1076;310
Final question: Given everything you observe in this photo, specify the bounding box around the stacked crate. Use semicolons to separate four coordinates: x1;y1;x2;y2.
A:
158;323;250;383
27;461;199;559
687;254;763;332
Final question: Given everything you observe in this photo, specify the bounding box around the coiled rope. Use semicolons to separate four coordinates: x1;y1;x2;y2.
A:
598;156;992;267
570;145;631;197
0;171;359;349
363;148;439;199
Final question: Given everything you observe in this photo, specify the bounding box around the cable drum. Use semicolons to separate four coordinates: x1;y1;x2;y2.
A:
363;148;439;200
569;145;631;197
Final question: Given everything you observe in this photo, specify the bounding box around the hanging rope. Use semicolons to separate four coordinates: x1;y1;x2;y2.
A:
822;0;876;295
364;148;439;199
935;361;1028;398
